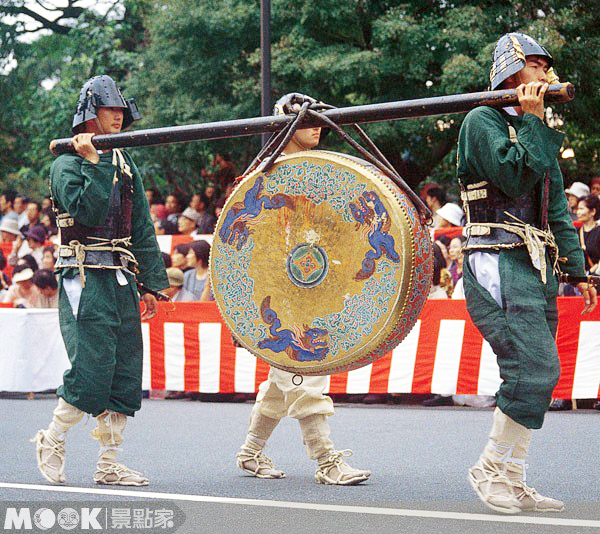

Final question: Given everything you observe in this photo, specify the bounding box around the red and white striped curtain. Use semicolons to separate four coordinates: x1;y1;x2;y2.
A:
142;300;600;399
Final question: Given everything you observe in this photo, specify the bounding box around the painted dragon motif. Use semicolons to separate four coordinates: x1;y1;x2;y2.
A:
257;296;329;362
350;190;400;280
219;175;294;250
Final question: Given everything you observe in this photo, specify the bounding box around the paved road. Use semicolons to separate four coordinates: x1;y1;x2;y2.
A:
1;397;599;533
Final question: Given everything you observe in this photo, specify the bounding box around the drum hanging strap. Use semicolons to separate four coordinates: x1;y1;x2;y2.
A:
240;101;314;179
238;101;433;226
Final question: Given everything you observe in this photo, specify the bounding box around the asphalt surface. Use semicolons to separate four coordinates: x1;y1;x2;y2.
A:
1;396;599;533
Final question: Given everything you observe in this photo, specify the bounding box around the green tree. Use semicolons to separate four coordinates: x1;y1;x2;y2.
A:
0;0;146;197
2;0;599;201
133;0;600;198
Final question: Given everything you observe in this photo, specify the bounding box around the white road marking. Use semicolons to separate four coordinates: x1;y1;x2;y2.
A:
1;482;599;528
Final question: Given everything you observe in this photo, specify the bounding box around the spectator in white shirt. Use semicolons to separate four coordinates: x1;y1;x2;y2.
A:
2;265;36;307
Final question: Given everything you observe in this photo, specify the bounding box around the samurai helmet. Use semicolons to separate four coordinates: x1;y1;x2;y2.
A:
272;92;331;139
273;93;320;116
489;33;555;90
72;75;141;133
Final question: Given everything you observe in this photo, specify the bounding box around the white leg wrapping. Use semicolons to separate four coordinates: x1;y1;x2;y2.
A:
91;411;148;486
92;410;127;462
469;407;563;513
31;398;84;484
47;397;85;441
298;414;334;460
236;407;285;479
490;410;563;513
247;403;280;446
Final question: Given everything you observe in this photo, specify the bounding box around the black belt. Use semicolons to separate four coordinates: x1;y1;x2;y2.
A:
465;227;526;248
57;249;127;268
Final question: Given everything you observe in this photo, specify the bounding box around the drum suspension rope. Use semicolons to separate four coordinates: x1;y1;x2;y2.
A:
239;100;433;226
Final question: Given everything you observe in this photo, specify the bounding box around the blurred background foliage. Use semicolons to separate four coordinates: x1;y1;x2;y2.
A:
1;0;599;201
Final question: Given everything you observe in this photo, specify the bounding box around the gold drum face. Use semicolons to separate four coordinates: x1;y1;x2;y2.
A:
210;151;433;375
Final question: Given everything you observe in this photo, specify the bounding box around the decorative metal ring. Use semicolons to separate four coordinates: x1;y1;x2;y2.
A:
292;374;304;386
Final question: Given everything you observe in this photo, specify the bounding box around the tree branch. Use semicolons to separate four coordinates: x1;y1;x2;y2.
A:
100;0;121;23
2;2;84;35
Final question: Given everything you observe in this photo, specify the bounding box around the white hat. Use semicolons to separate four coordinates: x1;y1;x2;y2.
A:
12;268;34;283
180;207;201;223
166;267;184;287
436;202;465;227
0;217;20;236
565;182;590;199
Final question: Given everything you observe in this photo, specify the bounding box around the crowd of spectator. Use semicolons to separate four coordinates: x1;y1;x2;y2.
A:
148;153;236;238
0;152;237;306
158;239;214;303
1;189;60;306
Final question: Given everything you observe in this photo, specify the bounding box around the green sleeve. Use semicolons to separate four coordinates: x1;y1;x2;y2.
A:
546;161;585;276
457;107;564;198
50;154;115;226
125;152;169;292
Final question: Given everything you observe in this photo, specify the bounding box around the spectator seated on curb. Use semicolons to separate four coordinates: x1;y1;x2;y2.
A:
183;240;211;300
24;225;47;269
16;254;39;273
41;245;56;271
591;177;600;198
190;193;216;235
436;202;465;228
0;250;10;300
0;217;21;244
163;267;196;302
424;186;447;229
177;207;201;236
171;243;191;272
31;268;59;308
165;193;184;225
2;264;36;307
565;182;590;220
154;218;177;236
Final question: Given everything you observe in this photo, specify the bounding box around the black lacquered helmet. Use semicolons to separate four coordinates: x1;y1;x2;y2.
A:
273;92;319;116
72;75;141;132
489;33;553;90
272;92;331;138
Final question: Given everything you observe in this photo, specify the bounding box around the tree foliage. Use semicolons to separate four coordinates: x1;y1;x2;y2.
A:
1;0;599;201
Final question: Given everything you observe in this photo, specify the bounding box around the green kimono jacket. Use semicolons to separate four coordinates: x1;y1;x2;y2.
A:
51;150;168;291
50;149;168;416
457;107;585;428
458;106;584;276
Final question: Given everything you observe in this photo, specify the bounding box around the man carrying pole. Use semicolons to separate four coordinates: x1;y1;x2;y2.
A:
235;93;371;486
457;33;597;514
32;75;168;486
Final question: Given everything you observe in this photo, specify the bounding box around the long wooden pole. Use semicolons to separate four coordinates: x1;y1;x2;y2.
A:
50;83;574;155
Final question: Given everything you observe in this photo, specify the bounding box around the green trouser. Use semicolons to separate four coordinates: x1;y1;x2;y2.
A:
463;248;560;429
57;269;143;417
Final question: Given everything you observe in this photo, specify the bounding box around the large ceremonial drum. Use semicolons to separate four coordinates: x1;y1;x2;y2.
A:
210;150;433;375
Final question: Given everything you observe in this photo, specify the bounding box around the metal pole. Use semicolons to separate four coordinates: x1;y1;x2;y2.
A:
260;0;271;147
